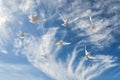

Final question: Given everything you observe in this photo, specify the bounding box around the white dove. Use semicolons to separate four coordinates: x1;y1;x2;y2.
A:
19;33;26;39
85;46;96;59
89;16;96;32
29;15;45;23
59;13;78;27
56;40;71;47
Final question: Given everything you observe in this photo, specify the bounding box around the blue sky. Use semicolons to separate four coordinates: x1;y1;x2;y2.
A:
0;0;120;80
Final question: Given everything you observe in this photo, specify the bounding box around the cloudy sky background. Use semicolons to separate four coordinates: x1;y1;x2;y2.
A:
0;0;120;80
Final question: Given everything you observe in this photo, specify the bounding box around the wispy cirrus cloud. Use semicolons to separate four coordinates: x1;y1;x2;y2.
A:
0;0;38;54
14;27;118;80
0;0;119;80
0;61;51;80
19;0;37;14
0;0;13;54
57;0;120;49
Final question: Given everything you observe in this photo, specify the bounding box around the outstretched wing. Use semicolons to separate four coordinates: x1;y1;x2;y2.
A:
59;13;66;21
85;46;89;55
63;42;71;45
37;18;45;22
89;16;94;24
88;56;96;59
69;17;78;23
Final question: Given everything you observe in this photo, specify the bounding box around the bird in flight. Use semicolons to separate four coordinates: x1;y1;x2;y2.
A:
59;13;78;27
29;15;45;23
19;33;26;39
89;16;96;32
85;46;96;59
18;31;30;39
56;40;71;47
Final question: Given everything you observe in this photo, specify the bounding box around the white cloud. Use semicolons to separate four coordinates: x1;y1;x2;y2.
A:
0;0;119;80
0;0;31;54
0;62;49;80
14;27;118;80
19;0;37;14
0;48;8;54
57;0;120;49
0;0;24;54
11;0;119;80
70;0;119;48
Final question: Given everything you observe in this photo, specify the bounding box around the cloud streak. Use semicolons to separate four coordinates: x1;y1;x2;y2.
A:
14;27;118;80
56;0;120;49
0;62;50;80
0;0;119;80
